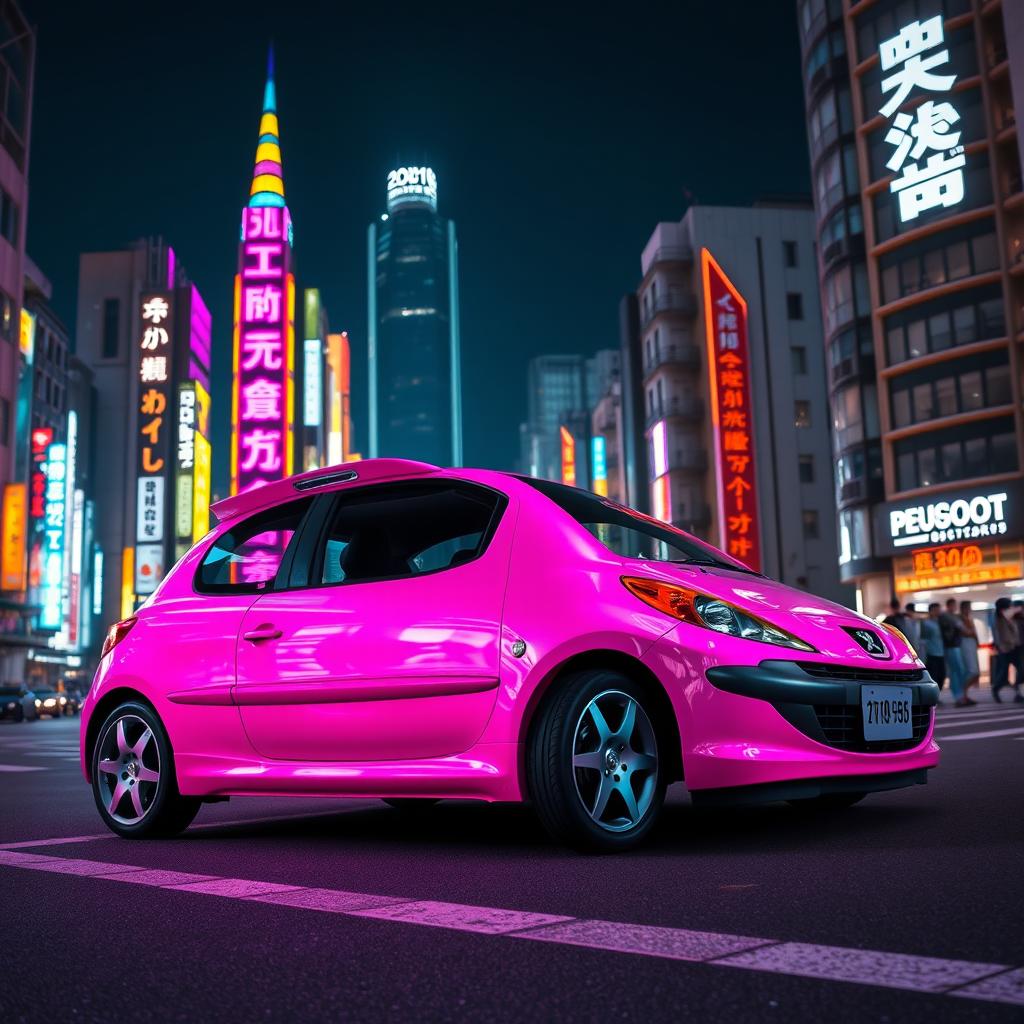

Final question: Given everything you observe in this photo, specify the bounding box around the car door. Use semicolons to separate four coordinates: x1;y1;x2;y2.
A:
234;479;513;762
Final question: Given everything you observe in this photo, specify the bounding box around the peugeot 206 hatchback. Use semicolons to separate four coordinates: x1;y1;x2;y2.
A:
81;459;940;851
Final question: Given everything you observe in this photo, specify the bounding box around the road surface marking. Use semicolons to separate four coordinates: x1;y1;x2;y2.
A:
0;763;45;772
715;941;1007;993
514;918;771;961
939;727;1024;742
934;712;1024;728
950;966;1024;1006
0;834;108;850
0;848;1020;1006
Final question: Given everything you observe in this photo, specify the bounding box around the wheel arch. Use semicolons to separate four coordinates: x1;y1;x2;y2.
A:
519;648;683;789
83;686;155;784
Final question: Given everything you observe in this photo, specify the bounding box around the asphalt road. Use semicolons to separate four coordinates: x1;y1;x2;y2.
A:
1;697;1022;1023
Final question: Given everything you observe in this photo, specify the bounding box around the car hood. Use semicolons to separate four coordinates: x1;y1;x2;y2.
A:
633;561;920;667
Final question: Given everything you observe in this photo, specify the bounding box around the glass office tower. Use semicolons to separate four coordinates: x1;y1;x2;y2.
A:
367;167;462;466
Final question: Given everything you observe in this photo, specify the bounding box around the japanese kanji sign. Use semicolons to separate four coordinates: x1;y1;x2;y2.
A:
174;380;212;554
879;16;966;223
232;205;295;498
135;291;174;594
701;249;761;573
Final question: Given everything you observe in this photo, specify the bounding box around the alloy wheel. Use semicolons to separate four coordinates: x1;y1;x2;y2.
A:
571;690;658;832
96;713;161;825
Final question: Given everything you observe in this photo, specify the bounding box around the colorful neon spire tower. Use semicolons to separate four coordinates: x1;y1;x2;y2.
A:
230;47;295;499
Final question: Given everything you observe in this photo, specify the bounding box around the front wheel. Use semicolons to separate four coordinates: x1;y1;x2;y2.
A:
528;671;666;852
91;701;200;838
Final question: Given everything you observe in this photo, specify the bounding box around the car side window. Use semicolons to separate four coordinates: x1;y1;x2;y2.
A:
196;498;313;594
315;482;502;585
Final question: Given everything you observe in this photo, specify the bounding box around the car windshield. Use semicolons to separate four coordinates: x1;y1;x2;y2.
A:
514;477;758;574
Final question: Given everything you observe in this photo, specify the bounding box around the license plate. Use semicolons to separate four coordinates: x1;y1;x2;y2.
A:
861;685;913;741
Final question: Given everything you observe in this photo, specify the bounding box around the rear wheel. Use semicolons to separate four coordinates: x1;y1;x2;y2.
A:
787;792;866;811
91;701;200;838
528;670;666;852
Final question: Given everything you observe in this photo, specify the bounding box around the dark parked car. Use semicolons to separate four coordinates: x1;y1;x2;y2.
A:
34;690;73;718
0;685;37;721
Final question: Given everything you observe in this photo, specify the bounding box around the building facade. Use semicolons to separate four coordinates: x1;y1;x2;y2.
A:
76;239;211;628
368;166;461;466
798;0;1024;621
625;202;849;604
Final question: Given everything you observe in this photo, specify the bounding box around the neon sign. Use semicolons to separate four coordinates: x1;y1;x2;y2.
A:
39;442;67;630
591;435;608;497
702;249;761;572
232;204;294;496
560;426;576;487
890;491;1008;549
879;16;965;223
386;166;438;212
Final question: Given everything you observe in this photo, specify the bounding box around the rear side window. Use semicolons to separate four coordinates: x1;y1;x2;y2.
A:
196;498;313;594
314;482;502;585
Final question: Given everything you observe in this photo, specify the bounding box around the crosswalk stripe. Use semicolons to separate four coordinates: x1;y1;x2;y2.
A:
939;726;1024;742
0;848;1019;1006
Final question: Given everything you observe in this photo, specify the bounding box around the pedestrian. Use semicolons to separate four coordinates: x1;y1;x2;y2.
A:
920;603;946;695
941;598;969;706
902;602;922;655
992;597;1022;703
957;600;979;705
1012;600;1024;695
883;597;909;635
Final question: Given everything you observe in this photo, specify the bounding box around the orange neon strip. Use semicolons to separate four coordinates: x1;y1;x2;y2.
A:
230;273;241;496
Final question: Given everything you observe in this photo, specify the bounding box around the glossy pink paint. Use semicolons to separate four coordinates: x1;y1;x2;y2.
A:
81;461;938;804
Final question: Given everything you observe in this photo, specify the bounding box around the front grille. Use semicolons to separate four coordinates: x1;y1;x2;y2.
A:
797;662;925;684
813;704;931;753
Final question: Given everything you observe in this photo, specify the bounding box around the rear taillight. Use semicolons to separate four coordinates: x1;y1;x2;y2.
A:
101;617;137;659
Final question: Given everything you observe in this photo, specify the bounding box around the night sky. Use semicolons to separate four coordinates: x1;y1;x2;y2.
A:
24;0;810;494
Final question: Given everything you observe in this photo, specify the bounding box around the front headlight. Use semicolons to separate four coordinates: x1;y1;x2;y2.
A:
622;576;816;652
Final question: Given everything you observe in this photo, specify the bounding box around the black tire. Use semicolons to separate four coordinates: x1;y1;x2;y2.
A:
382;798;441;811
90;700;201;839
787;792;867;811
13;705;23;722
528;670;667;852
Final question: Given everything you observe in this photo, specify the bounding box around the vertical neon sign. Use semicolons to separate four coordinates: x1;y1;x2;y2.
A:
560;426;576;486
39;442;67;631
701;249;761;572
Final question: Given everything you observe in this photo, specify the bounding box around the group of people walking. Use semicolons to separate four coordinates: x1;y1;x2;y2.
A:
883;597;1024;707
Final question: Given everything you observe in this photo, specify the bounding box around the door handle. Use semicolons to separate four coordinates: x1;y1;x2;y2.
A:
243;624;283;643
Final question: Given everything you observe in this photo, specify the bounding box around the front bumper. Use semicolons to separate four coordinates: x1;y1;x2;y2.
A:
654;653;941;794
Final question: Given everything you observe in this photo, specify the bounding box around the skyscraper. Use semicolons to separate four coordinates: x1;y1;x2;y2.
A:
368;166;461;466
797;1;1024;621
231;50;295;495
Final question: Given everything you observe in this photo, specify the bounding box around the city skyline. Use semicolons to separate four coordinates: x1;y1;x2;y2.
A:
24;0;811;490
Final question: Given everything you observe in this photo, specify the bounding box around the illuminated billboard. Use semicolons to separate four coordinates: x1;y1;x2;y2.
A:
560;426;576;487
39;442;67;630
879;16;965;224
591;436;607;497
175;381;212;554
135;292;173;595
701;248;761;572
1;483;27;591
386;166;438;212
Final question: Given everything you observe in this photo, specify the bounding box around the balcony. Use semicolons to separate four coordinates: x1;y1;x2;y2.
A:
646;395;704;428
643;341;701;377
665;449;708;473
647;245;693;267
640;291;696;330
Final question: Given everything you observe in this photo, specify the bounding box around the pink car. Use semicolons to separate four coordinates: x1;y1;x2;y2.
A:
81;459;939;851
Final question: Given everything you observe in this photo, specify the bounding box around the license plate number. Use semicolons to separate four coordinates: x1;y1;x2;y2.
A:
861;686;913;741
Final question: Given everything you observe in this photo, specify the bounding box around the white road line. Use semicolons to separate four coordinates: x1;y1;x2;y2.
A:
0;806;367;850
939;727;1024;741
0;763;46;772
934;712;1024;728
0;849;1020;1006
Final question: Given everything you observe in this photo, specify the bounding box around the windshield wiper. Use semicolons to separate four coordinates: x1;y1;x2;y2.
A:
668;557;762;576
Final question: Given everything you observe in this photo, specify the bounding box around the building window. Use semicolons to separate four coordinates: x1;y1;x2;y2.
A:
798;454;814;483
802;510;819;539
794;400;811;428
787;293;804;320
783;240;798;268
894;416;1018;491
791;346;807;375
889;350;1012;429
884;286;1005;366
0;188;18;246
102;298;120;359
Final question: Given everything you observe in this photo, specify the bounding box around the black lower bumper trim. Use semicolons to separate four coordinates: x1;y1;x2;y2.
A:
690;768;929;807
